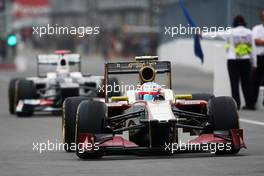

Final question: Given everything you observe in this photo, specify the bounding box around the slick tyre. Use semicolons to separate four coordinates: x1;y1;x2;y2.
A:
75;100;106;159
62;97;90;152
8;78;23;114
16;80;37;117
208;96;240;154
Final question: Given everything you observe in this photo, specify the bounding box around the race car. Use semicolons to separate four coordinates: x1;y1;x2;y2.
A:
63;56;245;159
8;50;119;117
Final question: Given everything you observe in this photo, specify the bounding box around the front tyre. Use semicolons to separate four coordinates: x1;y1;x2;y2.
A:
75;100;106;159
8;78;23;114
62;97;90;152
16;80;37;117
208;96;240;154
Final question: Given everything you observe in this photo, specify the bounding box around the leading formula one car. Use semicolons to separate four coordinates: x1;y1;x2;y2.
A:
63;56;245;159
8;50;119;117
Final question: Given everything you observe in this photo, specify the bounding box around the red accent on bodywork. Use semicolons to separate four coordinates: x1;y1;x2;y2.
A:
175;100;207;107
106;102;130;111
40;99;54;106
78;133;94;144
137;91;159;95
175;100;207;114
189;129;246;149
54;50;71;55
100;136;138;148
78;133;97;153
230;129;246;149
189;134;227;144
78;134;138;149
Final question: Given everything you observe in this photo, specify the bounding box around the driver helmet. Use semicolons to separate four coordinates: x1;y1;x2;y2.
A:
56;58;70;77
139;82;161;101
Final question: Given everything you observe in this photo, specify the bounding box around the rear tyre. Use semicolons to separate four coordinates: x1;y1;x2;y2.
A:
8;78;23;114
62;97;90;152
76;100;106;159
16;80;37;117
208;96;240;154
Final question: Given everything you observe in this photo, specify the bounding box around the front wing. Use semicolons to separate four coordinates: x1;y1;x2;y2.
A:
77;129;245;155
16;99;60;113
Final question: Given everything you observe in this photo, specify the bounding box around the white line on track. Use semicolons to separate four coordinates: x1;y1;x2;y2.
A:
240;118;264;126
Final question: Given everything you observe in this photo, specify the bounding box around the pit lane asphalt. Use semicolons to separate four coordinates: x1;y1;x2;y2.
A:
0;53;263;176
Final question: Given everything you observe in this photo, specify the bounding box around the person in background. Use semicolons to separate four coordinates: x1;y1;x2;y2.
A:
252;10;264;107
201;15;256;110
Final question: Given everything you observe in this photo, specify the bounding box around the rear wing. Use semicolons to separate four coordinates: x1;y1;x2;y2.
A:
37;54;81;77
104;59;172;102
37;54;81;65
106;61;171;74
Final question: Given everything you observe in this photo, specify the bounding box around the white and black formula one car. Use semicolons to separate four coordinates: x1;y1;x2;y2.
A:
63;56;245;159
8;50;119;117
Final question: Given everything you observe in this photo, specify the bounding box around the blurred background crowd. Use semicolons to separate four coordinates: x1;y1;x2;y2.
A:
0;0;264;109
0;0;163;61
0;0;263;62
